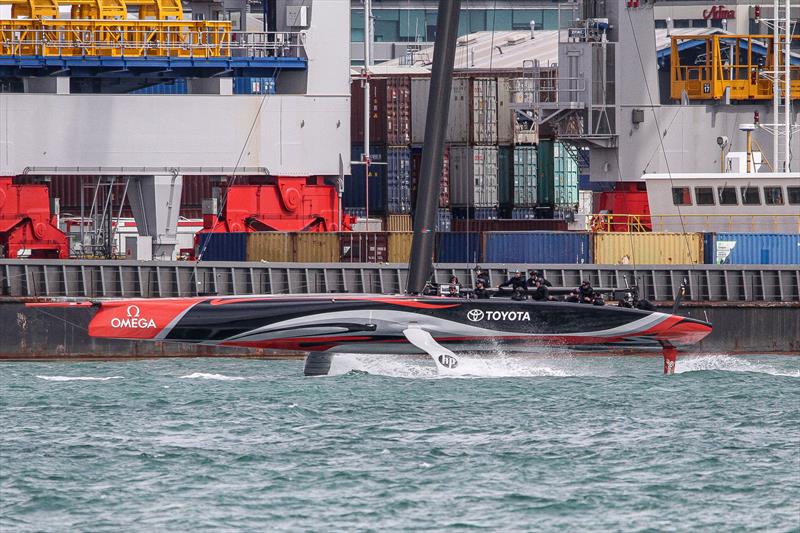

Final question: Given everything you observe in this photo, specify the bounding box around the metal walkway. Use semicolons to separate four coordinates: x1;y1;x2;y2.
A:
2;260;798;303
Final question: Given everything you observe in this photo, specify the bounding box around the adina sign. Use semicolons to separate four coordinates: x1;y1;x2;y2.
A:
703;5;735;20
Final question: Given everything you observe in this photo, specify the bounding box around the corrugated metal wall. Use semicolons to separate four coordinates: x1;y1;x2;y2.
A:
483;232;592;264
593;233;704;265
196;233;247;262
513;145;537;207
386;146;412;214
435;232;482;263
705;233;800;265
247;233;294;262
387;232;413;263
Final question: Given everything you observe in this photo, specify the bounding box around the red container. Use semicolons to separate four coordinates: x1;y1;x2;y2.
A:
339;232;389;263
351;78;388;144
386;76;412;145
411;145;450;208
451;219;568;232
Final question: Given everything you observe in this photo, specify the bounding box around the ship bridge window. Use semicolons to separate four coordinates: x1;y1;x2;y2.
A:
764;186;785;205
788;187;800;205
671;187;692;206
695;187;715;205
741;186;761;206
718;186;738;205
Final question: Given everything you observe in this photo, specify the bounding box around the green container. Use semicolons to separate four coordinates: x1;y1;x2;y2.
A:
537;139;554;205
512;145;537;207
497;145;514;207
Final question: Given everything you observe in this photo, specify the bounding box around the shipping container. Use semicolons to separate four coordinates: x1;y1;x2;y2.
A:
386;77;412;145
471;78;498;145
513;145;538;207
410;145;450;208
483;232;592;264
196;232;247;262
474;207;498;220
339;232;389;263
703;233;800;265
386;146;412;214
388;232;413;263
497;145;514;207
554;141;579;206
129;79;188;95
346;145;387;213
233;77;276;95
449;146;498;208
386;214;413;232
294;233;339;262
496;77;515;145
351;78;388;144
593;233;704;265
435;232;482;263
537;140;578;206
246;232;294;262
511;208;537;220
451;219;568;232
411;78;469;144
436;208;452;232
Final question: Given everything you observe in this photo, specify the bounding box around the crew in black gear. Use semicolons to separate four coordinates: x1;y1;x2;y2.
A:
530;280;550;301
501;270;528;301
592;295;606;306
527;270;552;288
473;280;490;299
474;268;490;288
448;284;461;298
565;289;580;303
578;280;595;303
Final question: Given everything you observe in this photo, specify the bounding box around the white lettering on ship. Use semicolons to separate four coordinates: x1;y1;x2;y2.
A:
467;310;530;322
110;304;156;329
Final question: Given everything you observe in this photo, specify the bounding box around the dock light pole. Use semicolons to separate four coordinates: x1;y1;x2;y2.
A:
406;0;461;294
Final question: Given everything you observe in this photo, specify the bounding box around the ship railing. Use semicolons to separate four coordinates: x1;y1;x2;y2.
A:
589;213;800;234
0;19;306;59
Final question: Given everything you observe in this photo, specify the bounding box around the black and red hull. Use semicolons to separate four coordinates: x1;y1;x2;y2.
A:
84;294;712;355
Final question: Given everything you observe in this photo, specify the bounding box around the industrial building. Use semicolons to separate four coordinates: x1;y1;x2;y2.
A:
0;0;797;263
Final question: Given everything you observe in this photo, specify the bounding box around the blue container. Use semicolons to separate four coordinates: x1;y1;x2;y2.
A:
196;232;248;262
436;208;452;232
233;77;276;95
435;232;482;263
346;145;387;213
129;79;188;94
704;233;800;265
386;147;412;213
474;207;498;220
483;231;592;264
511;207;537;220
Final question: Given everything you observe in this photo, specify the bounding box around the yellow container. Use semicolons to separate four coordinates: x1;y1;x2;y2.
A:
386;214;413;232
246;232;294;262
593;232;704;265
294;233;339;262
388;232;413;263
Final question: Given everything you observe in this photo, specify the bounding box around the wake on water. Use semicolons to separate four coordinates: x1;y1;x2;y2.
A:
36;375;124;382
329;353;800;380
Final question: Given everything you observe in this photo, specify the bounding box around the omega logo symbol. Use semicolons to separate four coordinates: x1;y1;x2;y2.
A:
467;309;485;322
127;305;141;318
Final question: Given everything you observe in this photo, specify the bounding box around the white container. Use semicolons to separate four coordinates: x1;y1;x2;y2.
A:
449;146;498;208
471;78;498;145
411;78;469;144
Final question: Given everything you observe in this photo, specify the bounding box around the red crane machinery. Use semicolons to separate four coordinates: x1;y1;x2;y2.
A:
0;177;69;258
200;176;352;234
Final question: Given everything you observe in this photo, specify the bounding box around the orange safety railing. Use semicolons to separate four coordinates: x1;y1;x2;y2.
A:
670;34;800;101
589;213;800;233
0;19;306;59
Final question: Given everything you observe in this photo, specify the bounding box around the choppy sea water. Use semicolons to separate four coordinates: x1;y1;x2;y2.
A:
1;354;798;532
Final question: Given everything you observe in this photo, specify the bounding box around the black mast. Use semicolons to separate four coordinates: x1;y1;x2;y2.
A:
406;0;461;294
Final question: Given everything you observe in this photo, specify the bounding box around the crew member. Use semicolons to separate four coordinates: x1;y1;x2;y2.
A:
474;267;490;288
565;289;580;303
527;270;552;288
578;280;595;303
530;280;550;301
500;270;528;300
447;284;461;298
473;279;490;299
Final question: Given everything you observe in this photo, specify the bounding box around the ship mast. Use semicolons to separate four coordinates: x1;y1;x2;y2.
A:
406;0;461;294
762;0;796;172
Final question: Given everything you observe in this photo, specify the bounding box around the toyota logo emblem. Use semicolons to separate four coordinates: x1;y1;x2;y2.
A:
467;309;484;322
126;305;141;318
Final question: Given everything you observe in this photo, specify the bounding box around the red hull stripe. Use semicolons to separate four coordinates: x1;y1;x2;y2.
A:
88;298;203;340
